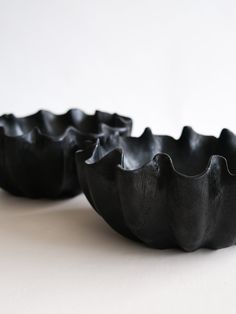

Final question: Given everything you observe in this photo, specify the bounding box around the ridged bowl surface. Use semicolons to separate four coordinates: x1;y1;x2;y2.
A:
76;126;236;251
0;109;132;198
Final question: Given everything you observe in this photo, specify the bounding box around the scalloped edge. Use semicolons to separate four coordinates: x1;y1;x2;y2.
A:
78;126;236;178
0;108;132;141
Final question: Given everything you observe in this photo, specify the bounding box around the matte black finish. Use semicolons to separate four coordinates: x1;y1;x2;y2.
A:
0;109;132;198
76;126;236;251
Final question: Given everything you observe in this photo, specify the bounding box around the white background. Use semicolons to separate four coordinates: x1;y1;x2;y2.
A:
0;0;236;313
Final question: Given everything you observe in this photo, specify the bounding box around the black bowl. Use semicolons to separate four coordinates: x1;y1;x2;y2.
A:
76;126;236;251
0;109;132;198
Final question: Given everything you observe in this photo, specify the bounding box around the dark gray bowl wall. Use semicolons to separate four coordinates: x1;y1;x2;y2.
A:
0;109;132;198
76;127;236;251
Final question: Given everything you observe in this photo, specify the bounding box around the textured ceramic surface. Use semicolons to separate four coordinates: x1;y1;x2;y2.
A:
76;126;236;251
0;109;132;198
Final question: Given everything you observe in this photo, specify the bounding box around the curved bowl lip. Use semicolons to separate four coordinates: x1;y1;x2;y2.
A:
0;108;132;142
76;125;236;179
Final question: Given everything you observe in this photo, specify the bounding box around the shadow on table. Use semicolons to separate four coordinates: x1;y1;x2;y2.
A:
0;189;223;259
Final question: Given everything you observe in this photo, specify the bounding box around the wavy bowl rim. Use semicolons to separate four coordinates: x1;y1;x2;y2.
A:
76;126;236;179
0;108;132;142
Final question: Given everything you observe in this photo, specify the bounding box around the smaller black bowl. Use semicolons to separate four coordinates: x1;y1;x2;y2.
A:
0;109;132;198
76;127;236;251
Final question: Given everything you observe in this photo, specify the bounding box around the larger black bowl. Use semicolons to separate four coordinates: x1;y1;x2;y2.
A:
76;126;236;251
0;109;132;198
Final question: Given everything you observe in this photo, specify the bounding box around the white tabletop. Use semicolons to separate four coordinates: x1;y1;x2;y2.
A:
0;191;235;314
